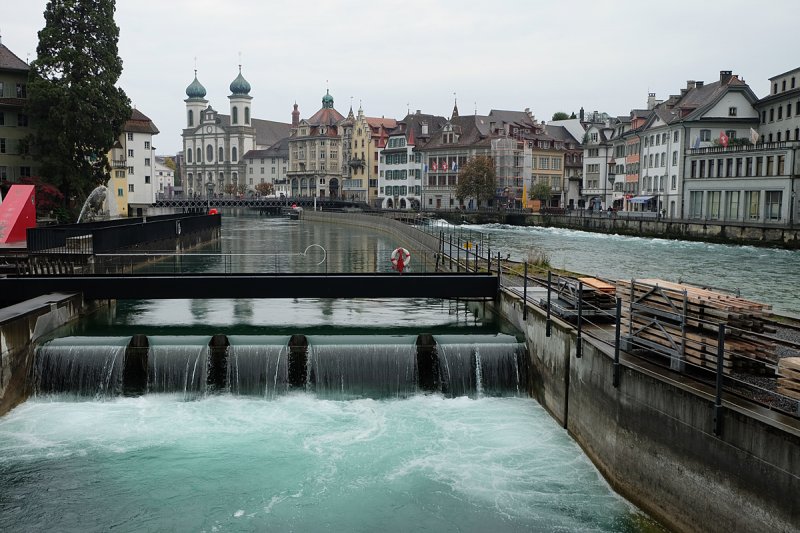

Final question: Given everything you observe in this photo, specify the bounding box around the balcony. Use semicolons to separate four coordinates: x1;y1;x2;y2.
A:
688;141;792;155
111;159;127;169
349;158;365;168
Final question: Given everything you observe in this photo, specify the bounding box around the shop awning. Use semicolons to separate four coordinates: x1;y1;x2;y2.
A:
627;195;655;204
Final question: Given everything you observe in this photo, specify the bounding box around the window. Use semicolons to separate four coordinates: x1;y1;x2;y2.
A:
144;141;150;149
144;158;151;167
19;166;31;177
0;81;4;97
197;148;202;162
671;175;677;189
707;191;721;219
661;133;667;144
127;166;134;174
673;131;679;143
672;151;678;165
689;191;703;218
728;107;737;117
788;103;793;118
0;112;3;125
761;110;766;124
207;145;213;162
232;107;238;124
128;184;135;192
260;167;265;174
700;129;711;142
655;135;660;146
128;133;134;141
765;191;783;220
145;175;151;184
588;148;599;157
770;108;774;121
15;83;26;98
778;106;783;120
187;150;192;163
539;157;549;169
0;138;5;153
271;167;276;174
232;147;238;161
17;114;28;127
721;191;738;219
188;110;194;127
128;149;134;157
245;107;250;124
745;191;760;219
117;188;123;197
219;147;224;161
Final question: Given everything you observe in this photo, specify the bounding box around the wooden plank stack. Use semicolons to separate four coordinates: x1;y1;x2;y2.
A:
616;279;776;375
557;276;616;310
777;358;800;400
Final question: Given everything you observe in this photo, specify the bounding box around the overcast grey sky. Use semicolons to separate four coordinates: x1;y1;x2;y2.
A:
2;0;798;154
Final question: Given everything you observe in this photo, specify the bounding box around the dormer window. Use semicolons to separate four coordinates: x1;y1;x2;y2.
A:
320;127;326;135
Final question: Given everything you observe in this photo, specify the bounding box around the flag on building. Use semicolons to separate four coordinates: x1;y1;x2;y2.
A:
423;163;428;173
750;128;760;145
431;160;437;171
451;160;458;171
719;130;729;148
693;136;701;149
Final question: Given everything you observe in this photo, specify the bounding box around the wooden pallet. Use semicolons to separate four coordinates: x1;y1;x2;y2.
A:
617;279;776;373
777;358;800;400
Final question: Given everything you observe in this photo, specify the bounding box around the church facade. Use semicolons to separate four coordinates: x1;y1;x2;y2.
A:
181;69;289;197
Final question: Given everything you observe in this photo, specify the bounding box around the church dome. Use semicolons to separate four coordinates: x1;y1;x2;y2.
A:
185;73;207;99
322;89;334;108
230;69;251;95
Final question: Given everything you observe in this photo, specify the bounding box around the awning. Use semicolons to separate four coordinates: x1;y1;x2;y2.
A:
627;195;655;204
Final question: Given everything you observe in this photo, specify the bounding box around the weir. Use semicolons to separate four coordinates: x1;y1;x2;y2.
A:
31;333;528;400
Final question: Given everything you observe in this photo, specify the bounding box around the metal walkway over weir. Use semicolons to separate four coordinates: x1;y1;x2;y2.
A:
0;272;499;302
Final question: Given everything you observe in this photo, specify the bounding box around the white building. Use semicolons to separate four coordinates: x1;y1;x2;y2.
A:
123;109;159;216
154;156;175;199
243;136;289;195
581;123;615;210
181;69;289;197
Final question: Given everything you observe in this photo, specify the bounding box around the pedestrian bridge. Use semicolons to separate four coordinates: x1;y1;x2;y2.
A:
0;272;498;303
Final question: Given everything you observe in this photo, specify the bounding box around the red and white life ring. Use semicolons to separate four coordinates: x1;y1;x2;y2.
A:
391;247;411;266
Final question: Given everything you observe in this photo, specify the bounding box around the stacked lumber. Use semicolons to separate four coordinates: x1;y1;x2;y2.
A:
616;279;776;374
777;358;800;400
557;276;616;310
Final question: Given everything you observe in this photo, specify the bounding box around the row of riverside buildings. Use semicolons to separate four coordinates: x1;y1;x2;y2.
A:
179;65;800;225
2;32;798;225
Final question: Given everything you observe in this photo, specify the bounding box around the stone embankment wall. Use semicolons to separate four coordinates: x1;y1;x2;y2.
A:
0;294;105;416
494;289;799;533
432;211;800;248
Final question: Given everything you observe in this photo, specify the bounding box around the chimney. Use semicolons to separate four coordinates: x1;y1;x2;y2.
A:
720;70;733;84
416;109;421;115
579;107;585;122
686;80;696;90
696;81;704;88
647;93;657;110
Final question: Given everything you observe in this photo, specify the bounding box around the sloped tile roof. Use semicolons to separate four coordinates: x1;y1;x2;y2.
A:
125;108;160;134
0;43;29;72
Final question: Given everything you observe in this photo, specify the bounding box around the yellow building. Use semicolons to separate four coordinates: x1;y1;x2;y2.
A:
344;106;395;204
529;133;566;207
107;138;128;216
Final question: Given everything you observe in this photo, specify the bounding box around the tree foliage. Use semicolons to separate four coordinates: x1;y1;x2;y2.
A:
25;0;131;210
530;182;552;201
455;156;496;206
551;111;570;121
162;157;177;171
19;176;65;219
255;182;275;196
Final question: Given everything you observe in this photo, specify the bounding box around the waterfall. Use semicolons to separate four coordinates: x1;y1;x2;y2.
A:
34;337;131;400
434;335;526;398
307;335;418;399
226;336;290;398
147;336;211;400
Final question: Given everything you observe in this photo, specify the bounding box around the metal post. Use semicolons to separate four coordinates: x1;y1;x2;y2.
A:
576;281;583;358
713;324;725;436
449;234;453;270
613;297;622;387
456;238;460;272
546;271;552;337
487;245;491;274
523;262;528;320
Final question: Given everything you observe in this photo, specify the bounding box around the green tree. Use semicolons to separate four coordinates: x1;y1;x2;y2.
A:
530;181;552;202
163;157;177;171
25;0;131;211
455;156;496;207
551;111;570;121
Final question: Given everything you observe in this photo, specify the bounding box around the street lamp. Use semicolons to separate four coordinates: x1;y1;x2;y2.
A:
206;181;214;212
503;186;510;210
606;159;616;210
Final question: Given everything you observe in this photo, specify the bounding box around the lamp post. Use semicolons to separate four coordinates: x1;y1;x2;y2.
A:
504;186;510;210
206;181;214;212
608;172;616;210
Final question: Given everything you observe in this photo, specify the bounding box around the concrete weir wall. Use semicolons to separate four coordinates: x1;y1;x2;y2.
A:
494;290;799;533
0;293;103;416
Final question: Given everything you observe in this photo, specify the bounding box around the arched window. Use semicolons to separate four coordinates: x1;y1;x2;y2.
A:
219;146;224;161
244;107;250;124
232;172;238;183
187;149;193;163
187;172;193;182
188;109;194;127
207;144;214;162
196;147;202;163
219;172;224;182
232;146;238;162
232;107;238;125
